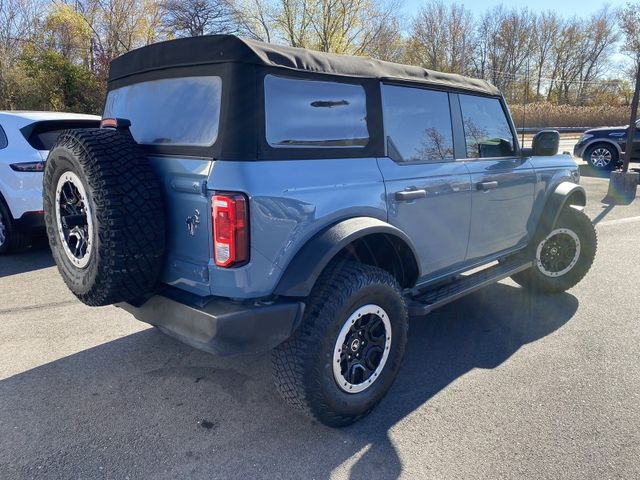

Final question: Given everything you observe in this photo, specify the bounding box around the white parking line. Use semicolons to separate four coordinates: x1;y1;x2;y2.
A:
596;215;640;227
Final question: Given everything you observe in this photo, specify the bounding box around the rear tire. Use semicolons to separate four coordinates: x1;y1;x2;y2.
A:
512;207;597;293
0;198;30;254
584;143;618;171
272;261;408;427
43;129;165;306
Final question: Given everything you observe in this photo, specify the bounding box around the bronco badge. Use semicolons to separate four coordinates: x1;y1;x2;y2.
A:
186;209;200;236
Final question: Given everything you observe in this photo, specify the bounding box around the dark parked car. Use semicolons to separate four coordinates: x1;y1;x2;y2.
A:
573;121;640;171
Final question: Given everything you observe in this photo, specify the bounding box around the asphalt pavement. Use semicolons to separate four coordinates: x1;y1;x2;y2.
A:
0;168;639;479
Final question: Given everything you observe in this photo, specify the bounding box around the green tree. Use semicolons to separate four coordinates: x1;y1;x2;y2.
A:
18;45;102;113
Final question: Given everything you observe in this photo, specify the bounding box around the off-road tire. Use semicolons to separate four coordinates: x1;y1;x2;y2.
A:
0;197;30;254
512;207;597;293
43;128;165;306
272;261;408;427
584;143;618;171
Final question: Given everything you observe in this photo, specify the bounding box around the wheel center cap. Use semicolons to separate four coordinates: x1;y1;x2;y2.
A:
550;247;558;255
350;339;361;352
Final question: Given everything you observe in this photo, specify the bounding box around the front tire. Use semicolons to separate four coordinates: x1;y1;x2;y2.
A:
272;261;408;427
512;207;597;293
584;143;618;171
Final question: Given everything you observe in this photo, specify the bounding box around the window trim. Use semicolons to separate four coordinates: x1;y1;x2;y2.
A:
380;82;457;165
0;124;7;150
454;92;521;161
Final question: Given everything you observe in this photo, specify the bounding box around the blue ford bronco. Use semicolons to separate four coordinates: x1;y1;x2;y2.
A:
43;35;597;427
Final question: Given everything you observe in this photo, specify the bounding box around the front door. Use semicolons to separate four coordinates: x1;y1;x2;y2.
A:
455;93;536;261
378;84;472;277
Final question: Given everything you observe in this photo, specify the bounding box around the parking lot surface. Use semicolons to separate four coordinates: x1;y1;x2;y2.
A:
1;170;639;479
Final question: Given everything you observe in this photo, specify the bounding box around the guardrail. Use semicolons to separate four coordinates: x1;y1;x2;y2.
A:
516;127;590;134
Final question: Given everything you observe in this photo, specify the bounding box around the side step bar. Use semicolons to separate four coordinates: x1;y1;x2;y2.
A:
406;258;533;316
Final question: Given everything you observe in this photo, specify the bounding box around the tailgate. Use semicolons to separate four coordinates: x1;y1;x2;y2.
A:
148;156;214;296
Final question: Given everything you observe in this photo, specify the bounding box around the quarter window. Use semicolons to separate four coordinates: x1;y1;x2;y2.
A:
382;84;454;162
459;95;516;158
264;75;369;148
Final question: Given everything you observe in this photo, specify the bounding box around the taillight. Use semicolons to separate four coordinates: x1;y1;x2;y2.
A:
212;193;249;267
10;161;46;172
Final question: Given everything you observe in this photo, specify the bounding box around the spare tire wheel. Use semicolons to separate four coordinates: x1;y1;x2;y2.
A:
43;128;165;306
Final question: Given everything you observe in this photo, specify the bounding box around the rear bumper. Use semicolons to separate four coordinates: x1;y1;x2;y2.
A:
116;289;304;356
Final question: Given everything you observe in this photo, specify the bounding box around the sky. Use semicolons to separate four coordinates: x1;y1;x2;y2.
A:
399;0;631;70
402;0;629;17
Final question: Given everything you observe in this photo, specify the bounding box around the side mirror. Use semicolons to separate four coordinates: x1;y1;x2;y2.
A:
531;130;560;156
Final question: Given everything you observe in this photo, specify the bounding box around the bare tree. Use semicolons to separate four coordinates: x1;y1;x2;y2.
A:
407;0;473;73
240;0;402;55
0;0;44;108
530;11;559;100
575;8;618;104
234;0;274;42
360;14;404;62
545;9;617;105
620;0;640;66
275;0;313;47
161;0;238;37
77;0;164;75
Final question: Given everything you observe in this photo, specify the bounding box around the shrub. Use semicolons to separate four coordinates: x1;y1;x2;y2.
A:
509;103;630;129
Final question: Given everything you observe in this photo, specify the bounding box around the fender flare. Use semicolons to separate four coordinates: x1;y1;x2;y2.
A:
274;217;420;297
536;181;586;241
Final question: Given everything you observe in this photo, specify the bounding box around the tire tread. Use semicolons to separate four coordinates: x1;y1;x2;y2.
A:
512;207;597;293
43;129;165;306
272;261;407;427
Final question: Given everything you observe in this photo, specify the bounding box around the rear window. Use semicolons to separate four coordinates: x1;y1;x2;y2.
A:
23;120;100;150
264;75;369;148
103;76;222;147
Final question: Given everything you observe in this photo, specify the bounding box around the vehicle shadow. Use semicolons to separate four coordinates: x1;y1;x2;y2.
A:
578;163;610;179
0;282;578;479
0;243;54;278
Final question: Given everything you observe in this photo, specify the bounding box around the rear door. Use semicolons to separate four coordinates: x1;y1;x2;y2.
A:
454;93;536;261
377;84;472;277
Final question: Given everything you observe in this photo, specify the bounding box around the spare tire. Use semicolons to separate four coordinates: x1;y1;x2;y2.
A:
43;128;165;306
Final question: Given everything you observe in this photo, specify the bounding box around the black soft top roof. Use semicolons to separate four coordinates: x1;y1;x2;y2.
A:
108;35;500;96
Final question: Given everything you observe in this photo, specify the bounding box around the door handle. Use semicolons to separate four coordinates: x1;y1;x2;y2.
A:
476;181;498;191
395;189;427;202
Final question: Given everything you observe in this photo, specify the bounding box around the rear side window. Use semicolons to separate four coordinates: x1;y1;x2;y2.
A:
382;84;454;162
264;75;369;148
0;125;7;149
459;95;516;158
29;129;65;150
104;76;222;146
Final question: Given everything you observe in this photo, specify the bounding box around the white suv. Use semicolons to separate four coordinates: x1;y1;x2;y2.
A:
0;111;100;253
